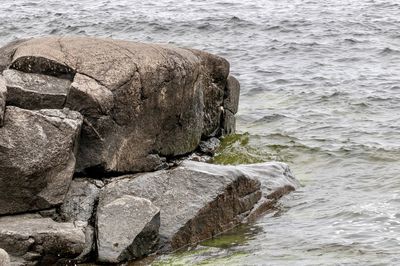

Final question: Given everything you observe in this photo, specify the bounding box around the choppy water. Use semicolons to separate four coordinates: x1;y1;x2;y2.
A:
1;0;400;265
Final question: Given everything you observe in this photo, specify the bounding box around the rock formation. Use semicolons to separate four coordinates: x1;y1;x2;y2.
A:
0;36;299;265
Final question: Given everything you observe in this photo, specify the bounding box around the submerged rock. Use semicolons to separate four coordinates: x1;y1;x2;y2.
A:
0;106;82;215
0;214;85;265
99;160;298;251
97;195;160;263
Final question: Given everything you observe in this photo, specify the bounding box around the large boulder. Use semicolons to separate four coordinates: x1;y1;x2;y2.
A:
97;195;160;263
0;214;86;265
0;36;233;173
0;106;82;215
99;160;299;251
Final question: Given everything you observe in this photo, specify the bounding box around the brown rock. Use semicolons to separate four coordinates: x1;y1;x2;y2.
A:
0;107;82;215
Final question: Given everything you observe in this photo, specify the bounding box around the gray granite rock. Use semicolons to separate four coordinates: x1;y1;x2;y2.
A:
224;75;240;114
222;109;236;135
2;36;233;173
0;248;10;266
0;214;85;265
65;73;113;117
98;161;298;251
3;69;71;109
0;106;82;215
97;195;160;263
60;178;102;225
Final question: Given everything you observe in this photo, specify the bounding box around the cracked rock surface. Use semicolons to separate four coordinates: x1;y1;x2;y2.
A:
99;160;299;251
97;195;160;263
1;36;233;173
0;106;82;215
0;214;86;265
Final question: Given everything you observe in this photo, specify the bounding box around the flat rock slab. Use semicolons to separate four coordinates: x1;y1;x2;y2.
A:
0;75;6;126
3;69;71;109
99;161;298;251
97;195;160;263
0;106;82;215
0;214;85;265
1;36;231;173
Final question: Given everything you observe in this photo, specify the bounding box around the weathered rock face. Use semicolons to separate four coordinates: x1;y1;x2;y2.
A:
0;106;82;215
0;75;6;126
222;75;240;135
99;160;299;251
97;195;160;263
0;214;86;265
3;69;71;110
60;179;102;225
0;248;10;266
0;36;233;173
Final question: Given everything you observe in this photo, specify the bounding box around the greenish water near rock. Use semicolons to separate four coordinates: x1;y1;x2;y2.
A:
3;0;400;265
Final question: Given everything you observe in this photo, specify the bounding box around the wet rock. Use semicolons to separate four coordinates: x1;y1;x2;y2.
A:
199;137;221;155
224;75;240;114
0;106;82;215
97;195;160;263
99;161;276;251
0;214;86;265
3;69;71;109
2;36;232;173
65;73;114;117
0;75;6;126
60;179;102;225
0;248;10;266
222;109;236;135
189;49;230;137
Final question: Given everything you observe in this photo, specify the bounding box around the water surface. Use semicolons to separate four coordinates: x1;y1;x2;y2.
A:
1;0;399;265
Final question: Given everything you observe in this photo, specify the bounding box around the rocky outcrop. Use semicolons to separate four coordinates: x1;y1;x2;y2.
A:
97;195;160;263
0;36;233;173
0;214;86;265
0;37;300;265
0;106;82;215
99;160;299;251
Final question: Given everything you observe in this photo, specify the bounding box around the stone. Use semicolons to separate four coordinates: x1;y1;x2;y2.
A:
0;38;28;72
222;109;236;135
0;106;82;215
0;248;10;266
98;160;298;251
2;69;71;110
60;179;102;225
0;214;86;265
97;195;160;263
199;137;221;155
0;75;6;127
65;73;114;117
224;75;240;114
2;36;232;173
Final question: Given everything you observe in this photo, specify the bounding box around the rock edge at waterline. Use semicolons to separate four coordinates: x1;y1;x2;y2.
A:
0;37;299;265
